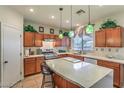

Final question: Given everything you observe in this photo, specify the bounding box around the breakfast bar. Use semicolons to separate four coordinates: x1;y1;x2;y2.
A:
46;57;113;88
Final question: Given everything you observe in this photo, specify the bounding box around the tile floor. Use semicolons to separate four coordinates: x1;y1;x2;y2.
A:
12;73;52;88
12;73;123;88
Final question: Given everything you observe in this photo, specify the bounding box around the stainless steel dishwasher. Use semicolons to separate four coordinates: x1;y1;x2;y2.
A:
84;57;97;64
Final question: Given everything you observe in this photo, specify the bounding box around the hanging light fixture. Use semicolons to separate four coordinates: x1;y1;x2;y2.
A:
68;5;74;38
86;5;94;34
59;7;64;39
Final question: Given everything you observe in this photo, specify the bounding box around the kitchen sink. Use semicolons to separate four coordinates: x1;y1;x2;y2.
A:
105;55;124;60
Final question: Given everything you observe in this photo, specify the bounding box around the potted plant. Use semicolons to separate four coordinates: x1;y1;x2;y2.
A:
100;19;120;29
24;25;37;32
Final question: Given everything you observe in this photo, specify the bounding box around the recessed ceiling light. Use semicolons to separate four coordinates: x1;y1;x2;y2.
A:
66;20;69;23
29;8;34;12
98;5;103;7
76;24;80;26
51;16;55;19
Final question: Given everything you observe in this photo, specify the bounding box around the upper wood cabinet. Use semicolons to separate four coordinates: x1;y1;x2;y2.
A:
55;35;62;47
95;29;106;47
44;34;50;39
24;32;35;47
95;27;124;47
34;33;44;47
24;32;64;47
106;27;124;47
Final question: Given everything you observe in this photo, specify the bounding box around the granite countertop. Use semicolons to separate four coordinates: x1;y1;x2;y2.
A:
23;52;124;64
46;58;113;88
24;54;44;58
57;52;124;64
81;53;124;64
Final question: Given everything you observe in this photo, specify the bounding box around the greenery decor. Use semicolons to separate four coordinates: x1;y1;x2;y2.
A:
100;19;119;29
59;32;73;39
24;25;37;32
63;32;69;37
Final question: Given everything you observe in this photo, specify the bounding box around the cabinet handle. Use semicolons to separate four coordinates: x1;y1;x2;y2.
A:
4;61;8;64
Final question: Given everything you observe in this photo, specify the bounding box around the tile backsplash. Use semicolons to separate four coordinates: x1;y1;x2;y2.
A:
24;46;68;56
94;47;124;56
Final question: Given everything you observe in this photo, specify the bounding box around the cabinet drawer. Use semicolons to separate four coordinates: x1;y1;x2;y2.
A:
24;58;35;62
36;57;44;60
97;60;120;68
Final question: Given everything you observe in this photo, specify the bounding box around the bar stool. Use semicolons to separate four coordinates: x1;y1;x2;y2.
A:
41;62;55;88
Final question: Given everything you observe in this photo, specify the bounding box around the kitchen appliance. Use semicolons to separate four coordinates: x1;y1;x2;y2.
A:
25;49;30;56
43;52;58;60
84;57;97;64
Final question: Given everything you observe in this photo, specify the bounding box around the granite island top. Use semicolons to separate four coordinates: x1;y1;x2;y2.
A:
46;58;113;88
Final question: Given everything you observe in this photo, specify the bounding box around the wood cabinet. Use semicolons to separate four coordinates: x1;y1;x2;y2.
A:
24;57;44;76
24;58;36;76
58;54;84;61
95;27;124;47
67;54;84;61
58;54;67;58
35;57;44;73
34;33;44;47
24;32;63;47
97;60;121;87
95;30;106;47
24;32;35;47
55;35;62;47
53;73;80;88
106;27;124;47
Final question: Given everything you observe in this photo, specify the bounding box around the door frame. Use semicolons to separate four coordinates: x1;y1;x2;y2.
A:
0;23;24;87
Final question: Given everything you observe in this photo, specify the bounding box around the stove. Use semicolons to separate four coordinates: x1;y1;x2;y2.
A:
43;52;58;60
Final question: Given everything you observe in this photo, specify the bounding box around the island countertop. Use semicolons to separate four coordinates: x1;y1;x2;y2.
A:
46;57;113;88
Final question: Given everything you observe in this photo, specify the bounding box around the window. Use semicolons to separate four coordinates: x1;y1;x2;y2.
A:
72;34;93;51
83;34;93;51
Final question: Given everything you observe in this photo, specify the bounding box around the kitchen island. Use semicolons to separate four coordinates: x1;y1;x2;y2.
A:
46;57;113;88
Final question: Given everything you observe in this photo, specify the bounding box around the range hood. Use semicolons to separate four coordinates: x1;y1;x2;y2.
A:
44;39;55;42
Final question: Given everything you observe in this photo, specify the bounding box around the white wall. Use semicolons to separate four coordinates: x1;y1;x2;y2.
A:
24;20;68;35
93;11;124;56
0;6;23;29
0;6;23;87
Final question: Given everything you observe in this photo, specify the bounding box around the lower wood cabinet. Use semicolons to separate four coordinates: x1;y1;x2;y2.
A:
58;54;67;58
58;54;84;61
35;57;44;73
24;57;44;76
97;60;121;87
24;58;36;76
67;54;84;61
53;73;80;88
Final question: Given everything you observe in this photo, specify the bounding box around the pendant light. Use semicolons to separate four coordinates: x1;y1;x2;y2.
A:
59;7;64;39
86;5;94;34
68;5;74;38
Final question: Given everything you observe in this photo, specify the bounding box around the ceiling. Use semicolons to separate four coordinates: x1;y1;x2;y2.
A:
10;5;124;29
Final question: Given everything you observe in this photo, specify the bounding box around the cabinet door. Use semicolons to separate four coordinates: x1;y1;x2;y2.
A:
95;30;106;47
114;67;121;87
106;27;122;47
49;34;55;39
55;36;62;47
24;32;35;47
34;33;43;47
35;57;44;73
24;58;36;76
44;34;50;39
97;60;121;87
